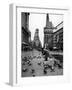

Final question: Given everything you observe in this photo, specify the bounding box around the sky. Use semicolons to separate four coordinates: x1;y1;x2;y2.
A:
29;13;63;46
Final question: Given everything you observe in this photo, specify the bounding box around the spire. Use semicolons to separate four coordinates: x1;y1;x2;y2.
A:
34;28;39;41
46;14;49;27
33;28;42;49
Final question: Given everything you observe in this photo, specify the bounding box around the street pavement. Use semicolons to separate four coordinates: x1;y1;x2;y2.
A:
21;49;63;77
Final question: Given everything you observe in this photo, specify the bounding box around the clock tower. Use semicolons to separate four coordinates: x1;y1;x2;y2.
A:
44;14;55;50
33;28;42;50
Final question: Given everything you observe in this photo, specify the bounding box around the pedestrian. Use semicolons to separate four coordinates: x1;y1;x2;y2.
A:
44;51;49;61
43;68;47;74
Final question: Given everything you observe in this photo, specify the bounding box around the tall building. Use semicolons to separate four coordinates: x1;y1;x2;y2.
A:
44;14;55;50
32;29;42;50
53;21;63;51
21;12;31;51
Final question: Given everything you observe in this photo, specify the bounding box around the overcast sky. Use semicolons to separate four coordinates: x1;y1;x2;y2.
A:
29;13;63;46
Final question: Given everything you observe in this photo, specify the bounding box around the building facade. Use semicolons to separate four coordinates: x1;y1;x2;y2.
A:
21;12;31;51
44;14;55;50
53;21;63;51
32;29;42;50
44;14;63;51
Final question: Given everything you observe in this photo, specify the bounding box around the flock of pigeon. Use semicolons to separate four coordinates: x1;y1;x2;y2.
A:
21;53;63;77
